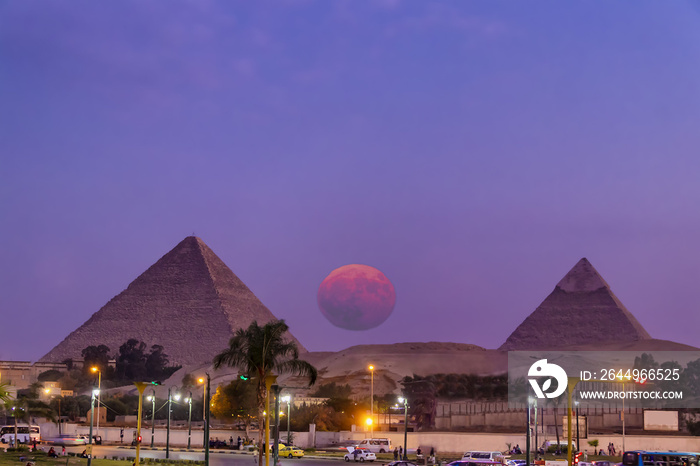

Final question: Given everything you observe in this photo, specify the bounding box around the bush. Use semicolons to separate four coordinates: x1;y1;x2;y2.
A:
547;445;570;453
305;448;316;453
687;421;700;436
7;447;30;452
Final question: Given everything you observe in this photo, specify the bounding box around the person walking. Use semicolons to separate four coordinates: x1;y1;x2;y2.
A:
394;448;399;460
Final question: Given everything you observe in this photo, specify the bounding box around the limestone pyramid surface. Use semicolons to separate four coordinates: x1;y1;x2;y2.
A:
499;258;651;350
40;236;305;365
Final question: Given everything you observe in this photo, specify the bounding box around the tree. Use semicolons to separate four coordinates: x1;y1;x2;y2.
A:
114;340;178;383
116;339;148;381
0;382;11;404
145;345;169;381
81;345;111;374
210;379;258;439
311;382;352;399
182;373;197;388
400;376;437;430
37;370;64;382
213;320;317;466
5;397;55;446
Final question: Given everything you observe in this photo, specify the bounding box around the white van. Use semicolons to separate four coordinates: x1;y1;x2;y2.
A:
355;438;392;453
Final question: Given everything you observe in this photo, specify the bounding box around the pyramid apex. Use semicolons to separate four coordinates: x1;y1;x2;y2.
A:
556;257;609;292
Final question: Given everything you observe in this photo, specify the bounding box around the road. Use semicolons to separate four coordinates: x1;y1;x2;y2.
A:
63;445;352;466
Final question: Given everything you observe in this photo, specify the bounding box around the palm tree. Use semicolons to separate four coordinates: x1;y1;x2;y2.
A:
0;383;11;403
5;397;55;447
213;320;317;466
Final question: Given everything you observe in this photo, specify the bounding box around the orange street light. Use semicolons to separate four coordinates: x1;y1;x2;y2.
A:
91;367;101;438
197;377;207;436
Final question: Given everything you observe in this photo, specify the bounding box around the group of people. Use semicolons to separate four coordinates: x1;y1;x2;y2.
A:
45;447;67;458
598;443;617;456
209;435;245;449
392;446;436;464
509;445;522;454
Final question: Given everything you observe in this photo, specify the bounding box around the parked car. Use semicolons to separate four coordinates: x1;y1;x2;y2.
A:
209;438;228;448
386;462;418;466
345;447;377;462
279;445;304;458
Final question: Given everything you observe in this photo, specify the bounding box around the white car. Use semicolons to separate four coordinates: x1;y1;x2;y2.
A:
44;435;87;446
345;447;377;462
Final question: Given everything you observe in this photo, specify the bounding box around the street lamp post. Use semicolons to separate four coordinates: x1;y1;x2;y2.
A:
526;398;531;466
622;382;626;454
368;365;374;436
575;401;580;454
281;395;291;445
87;388;99;466
204;373;211;466
198;377;206;448
533;400;538;458
398;396;408;461
198;378;206;419
186;391;193;450
91;367;101;439
147;390;156;448
166;388;182;459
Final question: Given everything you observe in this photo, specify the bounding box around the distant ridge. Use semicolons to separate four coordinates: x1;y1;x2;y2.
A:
500;258;651;350
40;236;305;365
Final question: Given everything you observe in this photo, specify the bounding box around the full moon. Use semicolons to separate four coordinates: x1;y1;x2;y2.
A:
317;264;396;331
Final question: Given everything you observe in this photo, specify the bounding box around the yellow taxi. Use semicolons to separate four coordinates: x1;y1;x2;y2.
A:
279;445;305;458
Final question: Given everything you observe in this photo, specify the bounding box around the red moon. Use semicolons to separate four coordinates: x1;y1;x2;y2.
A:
317;264;396;330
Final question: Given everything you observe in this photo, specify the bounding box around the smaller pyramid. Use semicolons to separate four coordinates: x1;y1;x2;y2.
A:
500;258;651;350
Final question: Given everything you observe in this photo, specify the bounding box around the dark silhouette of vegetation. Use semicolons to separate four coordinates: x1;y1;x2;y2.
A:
82;344;112;378
399;373;509;429
210;378;258;438
37;370;64;382
311;382;352;399
113;339;180;384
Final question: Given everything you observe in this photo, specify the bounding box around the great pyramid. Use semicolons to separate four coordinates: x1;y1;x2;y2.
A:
40;236;305;366
499;258;651;350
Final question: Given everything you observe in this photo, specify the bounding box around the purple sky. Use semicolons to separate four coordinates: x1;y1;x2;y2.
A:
2;1;700;362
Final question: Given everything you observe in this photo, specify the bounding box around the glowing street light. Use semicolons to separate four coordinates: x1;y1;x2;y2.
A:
398;396;408;460
166;388;184;459
198;377;206;436
87;388;100;466
91;367;102;439
146;391;156;447
184;392;193;449
281;395;291;445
